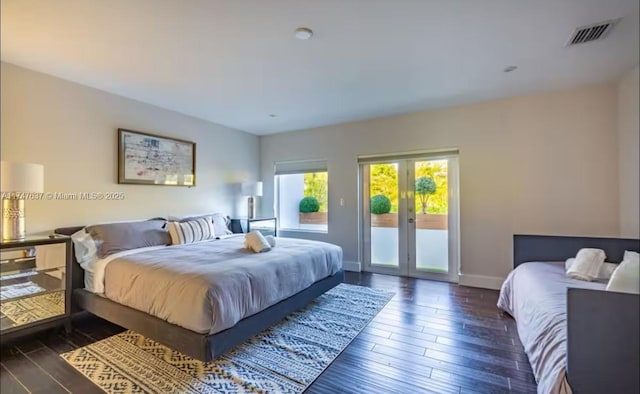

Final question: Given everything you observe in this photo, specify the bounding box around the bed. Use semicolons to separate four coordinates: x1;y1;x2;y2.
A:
499;235;639;394
55;225;344;362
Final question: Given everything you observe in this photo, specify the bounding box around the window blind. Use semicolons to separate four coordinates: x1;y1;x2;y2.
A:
274;159;328;175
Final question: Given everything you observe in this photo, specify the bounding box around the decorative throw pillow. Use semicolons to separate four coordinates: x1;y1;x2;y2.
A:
171;213;233;237
87;219;170;258
167;217;216;245
606;251;640;294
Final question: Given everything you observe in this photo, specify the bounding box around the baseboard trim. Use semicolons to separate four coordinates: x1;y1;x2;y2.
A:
458;274;505;290
342;261;361;272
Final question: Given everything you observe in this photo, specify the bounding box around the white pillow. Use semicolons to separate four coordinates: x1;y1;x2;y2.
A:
167;217;216;245
606;251;640;294
71;229;98;270
623;250;639;262
211;213;233;236
565;258;617;280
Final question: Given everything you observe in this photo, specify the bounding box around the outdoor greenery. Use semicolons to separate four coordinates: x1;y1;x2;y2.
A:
299;196;320;213
370;194;392;214
298;163;448;215
303;172;328;212
369;163;399;212
369;161;448;214
415;176;437;214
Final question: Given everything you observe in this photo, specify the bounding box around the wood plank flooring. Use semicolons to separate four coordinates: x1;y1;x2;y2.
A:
0;272;537;393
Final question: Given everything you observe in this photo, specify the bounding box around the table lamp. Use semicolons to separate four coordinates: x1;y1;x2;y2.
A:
1;161;44;241
241;181;263;219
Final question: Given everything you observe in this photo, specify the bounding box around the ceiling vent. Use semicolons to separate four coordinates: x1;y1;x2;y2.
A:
566;18;621;46
566;19;621;46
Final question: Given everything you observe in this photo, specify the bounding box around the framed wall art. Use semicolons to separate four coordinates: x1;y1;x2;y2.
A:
118;128;196;186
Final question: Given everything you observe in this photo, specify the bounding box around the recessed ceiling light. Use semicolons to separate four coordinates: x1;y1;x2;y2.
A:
503;65;518;73
268;114;277;118
294;27;313;40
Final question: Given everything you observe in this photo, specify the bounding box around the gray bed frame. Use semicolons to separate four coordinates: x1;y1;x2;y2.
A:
55;226;344;362
514;234;639;394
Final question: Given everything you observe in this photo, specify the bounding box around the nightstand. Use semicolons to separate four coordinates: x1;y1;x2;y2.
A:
0;235;72;343
230;217;277;237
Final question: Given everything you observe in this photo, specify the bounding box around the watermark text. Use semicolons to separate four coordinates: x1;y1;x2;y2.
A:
0;192;126;201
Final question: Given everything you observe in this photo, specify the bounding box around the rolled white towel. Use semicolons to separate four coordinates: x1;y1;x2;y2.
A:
566;248;606;281
565;258;617;280
265;235;276;248
244;231;271;253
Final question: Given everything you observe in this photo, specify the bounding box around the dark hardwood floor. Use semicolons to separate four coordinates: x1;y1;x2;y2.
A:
0;272;537;393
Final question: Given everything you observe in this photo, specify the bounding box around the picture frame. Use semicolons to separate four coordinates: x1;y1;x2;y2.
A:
118;128;196;186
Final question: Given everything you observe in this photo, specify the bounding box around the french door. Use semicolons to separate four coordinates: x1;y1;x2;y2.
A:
360;153;459;282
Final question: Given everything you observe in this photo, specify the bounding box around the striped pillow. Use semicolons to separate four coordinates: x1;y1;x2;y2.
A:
167;217;216;245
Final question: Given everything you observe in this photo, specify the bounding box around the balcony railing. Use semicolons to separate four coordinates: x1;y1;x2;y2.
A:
299;212;448;230
370;213;447;230
296;212;448;272
369;213;448;272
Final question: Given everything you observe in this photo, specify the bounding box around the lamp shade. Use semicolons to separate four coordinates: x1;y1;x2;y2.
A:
241;181;263;197
0;161;44;193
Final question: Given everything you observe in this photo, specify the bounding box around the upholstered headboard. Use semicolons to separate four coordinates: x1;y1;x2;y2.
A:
514;234;640;267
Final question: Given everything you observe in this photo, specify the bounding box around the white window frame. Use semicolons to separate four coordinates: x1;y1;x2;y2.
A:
274;159;329;234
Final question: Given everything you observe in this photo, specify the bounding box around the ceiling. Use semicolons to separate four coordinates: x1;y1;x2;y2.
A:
2;0;639;135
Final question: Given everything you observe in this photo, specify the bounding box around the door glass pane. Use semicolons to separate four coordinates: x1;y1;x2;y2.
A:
369;163;399;267
414;160;448;272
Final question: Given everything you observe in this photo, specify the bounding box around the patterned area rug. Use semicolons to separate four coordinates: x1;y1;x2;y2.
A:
0;291;65;325
60;283;394;393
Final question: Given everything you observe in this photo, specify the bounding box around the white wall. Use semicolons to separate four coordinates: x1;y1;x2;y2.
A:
617;65;640;239
261;83;620;288
3;61;629;288
1;63;260;232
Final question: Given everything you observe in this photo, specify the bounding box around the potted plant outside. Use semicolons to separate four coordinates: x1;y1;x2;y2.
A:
299;196;327;224
414;176;447;229
370;194;398;227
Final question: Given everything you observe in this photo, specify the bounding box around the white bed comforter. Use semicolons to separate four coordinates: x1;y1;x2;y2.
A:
497;262;606;394
85;235;342;335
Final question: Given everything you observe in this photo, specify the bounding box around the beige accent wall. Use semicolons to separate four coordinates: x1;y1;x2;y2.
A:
260;83;620;287
617;65;640;239
1;63;260;233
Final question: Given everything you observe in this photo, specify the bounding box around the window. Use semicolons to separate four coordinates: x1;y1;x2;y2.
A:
275;160;328;232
